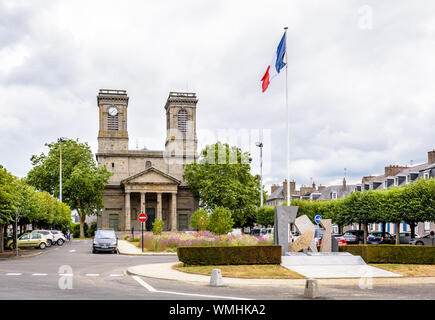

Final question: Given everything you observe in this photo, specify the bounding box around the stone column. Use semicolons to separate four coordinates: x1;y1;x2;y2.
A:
171;192;177;231
124;191;131;231
140;192;146;214
157;192;162;221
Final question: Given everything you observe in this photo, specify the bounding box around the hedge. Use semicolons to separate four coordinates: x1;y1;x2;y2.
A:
177;245;282;265
339;245;435;264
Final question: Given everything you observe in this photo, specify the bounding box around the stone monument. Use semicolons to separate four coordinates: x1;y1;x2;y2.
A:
273;206;298;254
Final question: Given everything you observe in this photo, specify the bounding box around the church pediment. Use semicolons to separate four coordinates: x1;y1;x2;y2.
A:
121;167;181;185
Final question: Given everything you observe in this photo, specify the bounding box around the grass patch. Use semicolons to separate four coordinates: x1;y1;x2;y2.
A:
172;263;305;279
370;264;435;277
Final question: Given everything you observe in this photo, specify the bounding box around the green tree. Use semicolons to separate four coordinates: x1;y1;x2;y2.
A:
190;209;209;231
208;207;234;234
152;219;164;235
256;206;275;227
27;139;111;238
0;166;19;253
183;142;260;227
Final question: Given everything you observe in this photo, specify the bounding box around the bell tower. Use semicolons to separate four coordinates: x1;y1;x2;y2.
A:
97;89;129;152
164;92;198;167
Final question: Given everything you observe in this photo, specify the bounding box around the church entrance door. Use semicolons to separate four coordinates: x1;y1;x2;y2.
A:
145;208;156;231
109;214;119;231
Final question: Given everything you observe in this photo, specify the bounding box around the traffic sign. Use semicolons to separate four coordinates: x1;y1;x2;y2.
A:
314;215;322;224
138;212;148;222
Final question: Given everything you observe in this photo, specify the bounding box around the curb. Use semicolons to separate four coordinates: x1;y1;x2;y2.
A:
118;251;177;256
9;251;46;260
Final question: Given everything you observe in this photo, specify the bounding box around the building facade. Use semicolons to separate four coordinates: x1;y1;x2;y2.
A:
96;89;199;232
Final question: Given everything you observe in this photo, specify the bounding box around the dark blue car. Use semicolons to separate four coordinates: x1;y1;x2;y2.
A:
366;232;395;244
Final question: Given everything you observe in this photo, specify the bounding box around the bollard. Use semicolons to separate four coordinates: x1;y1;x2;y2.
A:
210;269;224;287
304;278;319;298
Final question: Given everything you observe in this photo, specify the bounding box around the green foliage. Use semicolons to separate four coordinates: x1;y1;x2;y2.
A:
183;142;260;227
339;245;435;264
190;209;209;231
0;166;19;225
87;221;98;237
207;207;234;235
152;219;164;235
177;245;282;265
256;206;275;226
26;139;112;238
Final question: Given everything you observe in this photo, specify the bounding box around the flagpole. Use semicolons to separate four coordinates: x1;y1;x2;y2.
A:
284;26;290;205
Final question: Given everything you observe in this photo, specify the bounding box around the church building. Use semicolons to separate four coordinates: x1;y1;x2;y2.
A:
96;89;199;232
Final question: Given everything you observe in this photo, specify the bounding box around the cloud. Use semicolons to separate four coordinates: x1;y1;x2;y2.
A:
0;0;434;192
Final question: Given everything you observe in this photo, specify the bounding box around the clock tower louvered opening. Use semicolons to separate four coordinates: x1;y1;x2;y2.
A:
108;114;119;131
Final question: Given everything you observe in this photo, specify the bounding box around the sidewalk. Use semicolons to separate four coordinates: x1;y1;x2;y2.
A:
0;249;45;260
126;262;435;287
117;240;176;256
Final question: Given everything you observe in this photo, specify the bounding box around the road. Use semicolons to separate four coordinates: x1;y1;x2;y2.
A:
0;240;434;300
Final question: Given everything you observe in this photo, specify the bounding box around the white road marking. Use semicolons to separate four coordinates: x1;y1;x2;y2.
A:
69;250;76;253
32;273;48;276
131;276;250;300
58;274;73;277
109;274;124;277
86;274;100;277
6;273;22;276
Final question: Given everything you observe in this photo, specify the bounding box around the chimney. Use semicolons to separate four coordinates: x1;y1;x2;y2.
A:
290;180;296;192
385;165;408;177
317;184;326;191
429;150;435;164
343;177;347;189
312;181;316;189
283;180;296;201
271;184;280;194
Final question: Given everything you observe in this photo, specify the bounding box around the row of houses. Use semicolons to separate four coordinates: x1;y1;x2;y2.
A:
266;150;435;236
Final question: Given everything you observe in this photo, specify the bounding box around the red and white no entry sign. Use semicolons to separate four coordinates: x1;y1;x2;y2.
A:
138;212;148;222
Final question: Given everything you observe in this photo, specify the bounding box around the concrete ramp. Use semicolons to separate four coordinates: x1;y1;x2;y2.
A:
281;252;402;279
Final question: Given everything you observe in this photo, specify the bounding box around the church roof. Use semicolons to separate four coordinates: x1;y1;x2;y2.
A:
121;166;181;185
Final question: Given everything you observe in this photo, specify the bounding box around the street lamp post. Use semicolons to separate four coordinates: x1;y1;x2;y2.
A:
58;137;68;203
256;142;264;207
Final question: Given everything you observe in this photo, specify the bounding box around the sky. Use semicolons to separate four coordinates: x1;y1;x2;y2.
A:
1;0;434;193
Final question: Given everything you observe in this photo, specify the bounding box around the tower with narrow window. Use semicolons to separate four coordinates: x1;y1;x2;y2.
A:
164;92;198;174
97;89;129;152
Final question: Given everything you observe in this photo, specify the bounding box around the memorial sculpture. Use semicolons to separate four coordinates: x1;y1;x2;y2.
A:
274;207;335;254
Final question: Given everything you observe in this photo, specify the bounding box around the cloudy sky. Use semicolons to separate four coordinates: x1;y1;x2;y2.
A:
1;0;434;192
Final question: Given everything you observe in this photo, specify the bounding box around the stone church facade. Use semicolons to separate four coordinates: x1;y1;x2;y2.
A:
96;89;199;232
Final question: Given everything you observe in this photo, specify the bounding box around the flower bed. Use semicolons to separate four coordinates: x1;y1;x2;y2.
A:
132;231;273;252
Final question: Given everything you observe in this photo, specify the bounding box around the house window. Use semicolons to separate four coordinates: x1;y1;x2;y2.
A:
178;109;188;132
331;192;337;200
178;214;188;231
425;221;431;231
423;172;430;179
406;175;410;184
394;177;399;186
145;161;152;168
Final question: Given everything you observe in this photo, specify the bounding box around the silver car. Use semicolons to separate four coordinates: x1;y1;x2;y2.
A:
409;234;435;246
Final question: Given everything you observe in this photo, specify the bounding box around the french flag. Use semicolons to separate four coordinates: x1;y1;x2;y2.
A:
261;32;287;92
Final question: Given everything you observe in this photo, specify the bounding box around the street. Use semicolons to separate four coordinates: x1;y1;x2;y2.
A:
0;240;434;300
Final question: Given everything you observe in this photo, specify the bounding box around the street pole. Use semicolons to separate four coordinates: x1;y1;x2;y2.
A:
59;139;63;203
141;222;144;253
284;26;290;206
256;142;264;207
15;212;18;256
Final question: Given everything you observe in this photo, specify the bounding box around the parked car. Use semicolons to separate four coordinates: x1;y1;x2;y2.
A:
332;233;347;246
250;228;273;238
409;234;435;246
366;232;395;244
50;230;66;246
92;229;118;253
393;232;420;244
318;234;347;247
31;230;56;247
6;233;48;250
343;230;365;244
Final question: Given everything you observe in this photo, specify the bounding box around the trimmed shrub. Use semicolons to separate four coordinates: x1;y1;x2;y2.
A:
208;207;234;235
190;209;209;231
339;245;435;264
152;219;164;235
177;245;282;265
